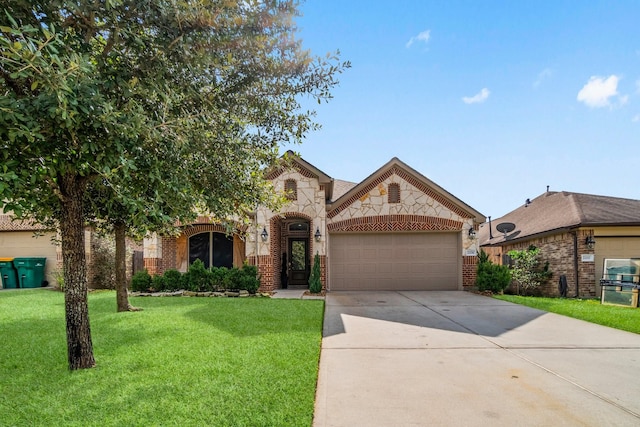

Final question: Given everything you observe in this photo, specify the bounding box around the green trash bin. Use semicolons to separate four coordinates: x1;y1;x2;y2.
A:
0;257;18;289
13;257;47;288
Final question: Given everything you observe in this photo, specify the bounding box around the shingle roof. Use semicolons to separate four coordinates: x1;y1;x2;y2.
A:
331;179;357;202
479;191;640;246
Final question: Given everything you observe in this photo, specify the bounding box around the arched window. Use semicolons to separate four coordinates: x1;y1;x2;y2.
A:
388;183;400;203
189;232;233;268
284;179;297;200
288;221;309;232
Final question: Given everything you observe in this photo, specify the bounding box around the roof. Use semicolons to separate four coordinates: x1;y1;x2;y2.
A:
331;179;358;202
479;191;640;246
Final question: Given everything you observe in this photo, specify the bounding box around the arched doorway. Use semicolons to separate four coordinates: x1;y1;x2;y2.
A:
282;219;311;288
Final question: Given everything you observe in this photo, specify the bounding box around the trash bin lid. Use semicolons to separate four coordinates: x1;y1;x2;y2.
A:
0;257;15;262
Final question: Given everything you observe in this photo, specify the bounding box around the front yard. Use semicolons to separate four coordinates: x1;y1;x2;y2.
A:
0;290;324;426
494;294;640;334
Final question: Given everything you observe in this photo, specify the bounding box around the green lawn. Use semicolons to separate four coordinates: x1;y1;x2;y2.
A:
494;294;640;334
0;290;324;426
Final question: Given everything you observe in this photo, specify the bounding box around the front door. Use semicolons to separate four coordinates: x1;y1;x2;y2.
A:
288;238;309;286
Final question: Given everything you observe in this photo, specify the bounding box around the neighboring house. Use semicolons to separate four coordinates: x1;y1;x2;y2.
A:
478;190;640;297
0;209;58;287
144;153;485;292
0;208;141;289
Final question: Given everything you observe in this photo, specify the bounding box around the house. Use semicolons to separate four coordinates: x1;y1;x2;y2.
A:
143;153;485;291
0;209;58;287
478;190;640;297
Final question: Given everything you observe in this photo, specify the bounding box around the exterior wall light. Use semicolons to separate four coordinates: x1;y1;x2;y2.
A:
314;227;322;242
261;227;268;242
468;227;477;240
585;235;595;250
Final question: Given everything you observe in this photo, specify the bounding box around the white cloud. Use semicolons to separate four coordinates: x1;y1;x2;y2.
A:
462;88;490;104
576;75;623;108
633;114;640;123
533;68;553;88
406;30;430;48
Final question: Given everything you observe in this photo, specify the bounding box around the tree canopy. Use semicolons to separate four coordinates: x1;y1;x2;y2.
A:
0;0;348;369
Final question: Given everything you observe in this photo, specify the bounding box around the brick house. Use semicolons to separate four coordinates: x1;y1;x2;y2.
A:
478;191;640;297
144;153;484;292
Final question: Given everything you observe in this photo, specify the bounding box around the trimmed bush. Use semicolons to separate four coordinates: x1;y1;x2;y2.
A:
183;259;211;291
151;274;166;292
240;264;260;293
130;269;152;292
163;269;183;291
475;250;512;293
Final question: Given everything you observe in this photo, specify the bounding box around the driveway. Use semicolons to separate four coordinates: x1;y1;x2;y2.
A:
313;291;640;427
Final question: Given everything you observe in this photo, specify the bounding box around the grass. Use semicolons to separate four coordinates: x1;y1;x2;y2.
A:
0;290;325;426
494;294;640;334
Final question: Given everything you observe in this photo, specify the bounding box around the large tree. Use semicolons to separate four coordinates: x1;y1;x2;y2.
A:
0;0;347;369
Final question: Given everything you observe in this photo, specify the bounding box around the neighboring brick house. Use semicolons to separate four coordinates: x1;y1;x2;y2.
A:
478;191;640;297
145;153;485;292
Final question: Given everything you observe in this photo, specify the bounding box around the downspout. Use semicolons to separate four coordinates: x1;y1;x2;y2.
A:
572;231;579;298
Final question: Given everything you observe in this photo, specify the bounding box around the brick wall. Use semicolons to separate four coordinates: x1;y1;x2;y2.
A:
490;229;597;297
462;255;477;289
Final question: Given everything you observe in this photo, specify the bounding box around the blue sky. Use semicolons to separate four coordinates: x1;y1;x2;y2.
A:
284;0;640;219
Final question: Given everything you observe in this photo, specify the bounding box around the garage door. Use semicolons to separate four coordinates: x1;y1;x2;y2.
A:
329;233;460;291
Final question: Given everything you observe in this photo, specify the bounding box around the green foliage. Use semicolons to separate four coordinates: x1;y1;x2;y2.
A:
507;246;553;295
183;259;211;291
0;1;347;366
130;270;152;292
240;264;260;294
162;269;183;292
308;253;322;293
475;250;512;293
151;274;166;292
174;262;260;293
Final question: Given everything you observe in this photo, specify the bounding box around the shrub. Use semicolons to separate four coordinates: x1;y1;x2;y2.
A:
240;264;260;293
210;267;230;291
183;259;211;291
475;250;512;293
508;246;553;295
130;269;152;292
163;269;183;291
308;253;322;293
151;274;166;292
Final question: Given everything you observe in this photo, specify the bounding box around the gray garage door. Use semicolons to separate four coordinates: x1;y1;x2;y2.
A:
329;232;460;291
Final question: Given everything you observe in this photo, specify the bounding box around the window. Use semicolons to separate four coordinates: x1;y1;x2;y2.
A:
388;183;400;203
189;232;233;268
288;221;309;232
284;179;297;200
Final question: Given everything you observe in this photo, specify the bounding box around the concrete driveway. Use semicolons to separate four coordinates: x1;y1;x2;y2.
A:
313;291;640;427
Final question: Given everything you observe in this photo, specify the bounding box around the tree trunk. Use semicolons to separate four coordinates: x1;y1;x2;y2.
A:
59;173;95;370
115;221;140;312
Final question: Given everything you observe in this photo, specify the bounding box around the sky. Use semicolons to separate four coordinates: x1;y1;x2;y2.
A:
283;0;640;219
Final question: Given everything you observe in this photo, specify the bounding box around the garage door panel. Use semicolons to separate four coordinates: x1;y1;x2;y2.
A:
329;232;460;291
